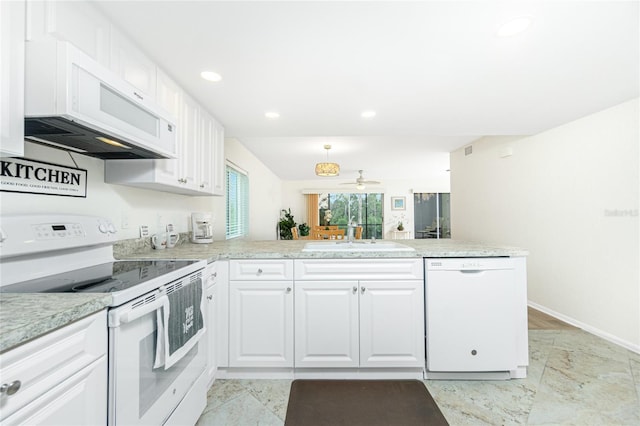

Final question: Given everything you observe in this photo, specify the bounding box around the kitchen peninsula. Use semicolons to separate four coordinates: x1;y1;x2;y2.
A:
114;238;529;381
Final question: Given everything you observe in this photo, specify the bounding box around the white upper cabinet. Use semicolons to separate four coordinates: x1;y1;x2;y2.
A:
25;0;110;67
180;93;200;190
23;0;225;195
154;69;183;183
0;0;25;157
212;118;225;195
109;28;157;100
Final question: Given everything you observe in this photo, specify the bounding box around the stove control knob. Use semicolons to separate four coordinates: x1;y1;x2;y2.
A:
98;223;108;234
107;223;117;234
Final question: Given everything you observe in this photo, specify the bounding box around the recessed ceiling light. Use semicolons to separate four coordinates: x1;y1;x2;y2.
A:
361;110;376;119
200;71;222;82
497;16;534;37
265;111;280;119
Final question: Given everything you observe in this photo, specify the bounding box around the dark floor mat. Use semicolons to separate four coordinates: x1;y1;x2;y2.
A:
284;379;449;426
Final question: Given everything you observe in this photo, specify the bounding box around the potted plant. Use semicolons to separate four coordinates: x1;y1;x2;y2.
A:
298;223;310;237
397;221;404;231
278;208;297;240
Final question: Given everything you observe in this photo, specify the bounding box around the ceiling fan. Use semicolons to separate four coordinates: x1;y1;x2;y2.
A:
340;170;381;190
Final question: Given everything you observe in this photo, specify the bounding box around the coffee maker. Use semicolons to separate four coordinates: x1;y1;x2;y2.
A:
191;212;213;244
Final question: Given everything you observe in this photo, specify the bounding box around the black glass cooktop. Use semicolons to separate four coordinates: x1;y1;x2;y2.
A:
1;260;199;294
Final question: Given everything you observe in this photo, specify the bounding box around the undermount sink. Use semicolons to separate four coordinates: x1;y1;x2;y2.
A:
302;241;416;252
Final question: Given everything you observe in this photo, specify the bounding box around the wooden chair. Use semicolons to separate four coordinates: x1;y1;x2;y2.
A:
291;227;299;240
312;225;338;234
354;226;363;240
313;228;345;240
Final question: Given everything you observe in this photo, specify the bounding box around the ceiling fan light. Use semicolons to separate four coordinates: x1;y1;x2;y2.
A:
315;162;340;177
356;183;366;190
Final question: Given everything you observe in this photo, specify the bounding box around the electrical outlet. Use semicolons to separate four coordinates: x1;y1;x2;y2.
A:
140;225;149;238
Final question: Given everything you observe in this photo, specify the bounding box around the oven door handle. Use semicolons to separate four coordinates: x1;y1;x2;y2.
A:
113;295;169;327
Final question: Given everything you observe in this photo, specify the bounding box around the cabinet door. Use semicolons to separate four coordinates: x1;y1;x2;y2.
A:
2;357;107;426
26;0;110;66
0;0;25;157
211;119;225;195
110;28;156;100
359;280;425;367
294;281;359;368
155;69;183;185
180;93;200;190
229;281;293;367
198;110;215;194
426;269;517;372
205;280;217;383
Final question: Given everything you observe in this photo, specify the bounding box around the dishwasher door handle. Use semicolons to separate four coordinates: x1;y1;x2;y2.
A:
460;269;485;274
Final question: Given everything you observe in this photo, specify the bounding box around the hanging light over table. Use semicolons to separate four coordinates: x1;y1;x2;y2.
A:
315;144;340;177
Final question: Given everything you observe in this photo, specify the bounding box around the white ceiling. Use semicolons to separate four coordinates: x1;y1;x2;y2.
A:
95;1;639;182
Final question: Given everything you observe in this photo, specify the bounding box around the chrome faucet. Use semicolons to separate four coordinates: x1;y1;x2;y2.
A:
346;218;356;242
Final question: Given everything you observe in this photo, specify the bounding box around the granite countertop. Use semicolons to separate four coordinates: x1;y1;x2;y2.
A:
114;238;528;261
0;238;526;354
0;293;112;354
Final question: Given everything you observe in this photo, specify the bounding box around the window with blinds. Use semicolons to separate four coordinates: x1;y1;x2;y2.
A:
226;164;249;239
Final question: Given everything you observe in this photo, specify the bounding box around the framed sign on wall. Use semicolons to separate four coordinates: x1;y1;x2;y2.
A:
391;196;406;210
0;157;88;197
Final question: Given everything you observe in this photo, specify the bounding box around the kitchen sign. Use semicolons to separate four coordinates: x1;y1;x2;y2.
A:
0;158;87;198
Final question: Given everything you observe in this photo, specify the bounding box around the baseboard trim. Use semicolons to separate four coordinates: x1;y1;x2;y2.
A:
528;301;639;355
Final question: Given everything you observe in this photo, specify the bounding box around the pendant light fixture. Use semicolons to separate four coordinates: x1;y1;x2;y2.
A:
315;144;340;177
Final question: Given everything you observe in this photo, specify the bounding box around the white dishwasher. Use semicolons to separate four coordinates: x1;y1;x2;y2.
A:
425;258;520;379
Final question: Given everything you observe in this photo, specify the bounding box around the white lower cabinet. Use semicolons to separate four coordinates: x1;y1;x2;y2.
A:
293;259;425;370
294;281;359;367
228;259;295;368
0;311;107;425
204;262;218;384
226;259;424;374
359;280;425;367
229;281;294;367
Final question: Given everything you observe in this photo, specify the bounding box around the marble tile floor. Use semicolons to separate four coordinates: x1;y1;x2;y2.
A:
196;331;640;425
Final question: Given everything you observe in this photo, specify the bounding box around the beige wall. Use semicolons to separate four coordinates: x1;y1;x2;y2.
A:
450;98;639;351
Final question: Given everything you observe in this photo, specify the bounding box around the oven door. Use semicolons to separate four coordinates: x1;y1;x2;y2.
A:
107;288;206;426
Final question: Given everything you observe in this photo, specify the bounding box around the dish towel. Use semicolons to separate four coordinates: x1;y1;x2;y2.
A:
154;277;205;370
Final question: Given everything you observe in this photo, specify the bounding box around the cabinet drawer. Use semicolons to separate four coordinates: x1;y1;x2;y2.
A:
294;259;423;281
230;259;293;281
0;311;107;421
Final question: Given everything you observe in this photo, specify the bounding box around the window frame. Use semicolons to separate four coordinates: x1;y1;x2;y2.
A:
226;162;249;239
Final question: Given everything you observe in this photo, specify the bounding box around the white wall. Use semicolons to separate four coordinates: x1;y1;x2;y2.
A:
0;142;217;238
450;98;640;351
1;137;282;241
281;175;450;238
224;138;282;241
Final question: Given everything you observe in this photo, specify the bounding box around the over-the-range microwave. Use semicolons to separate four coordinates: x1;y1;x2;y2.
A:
23;40;177;160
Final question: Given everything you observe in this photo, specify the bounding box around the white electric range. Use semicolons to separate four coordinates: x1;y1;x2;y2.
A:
0;214;208;426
